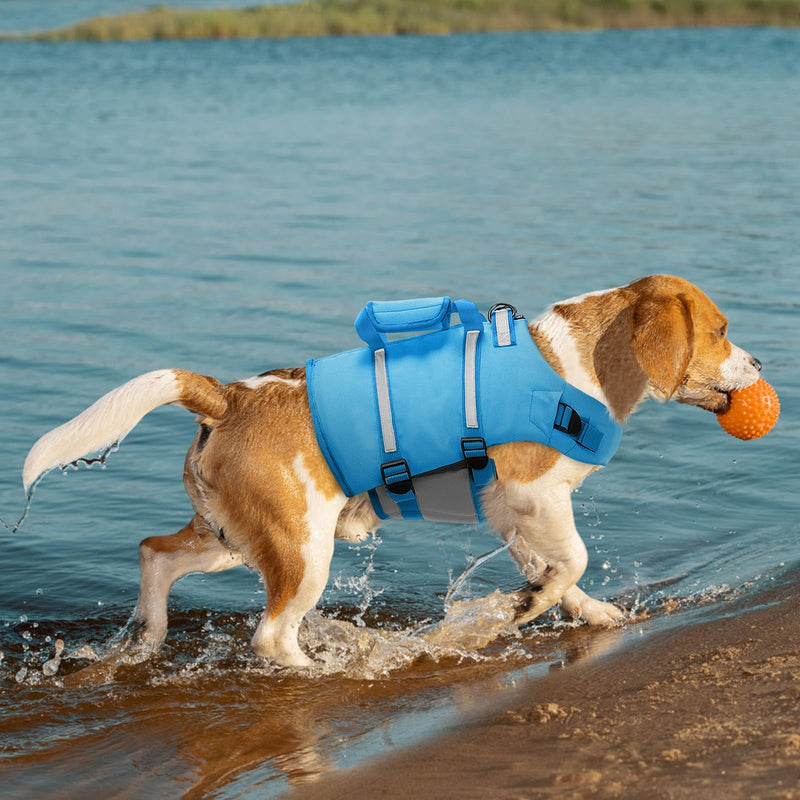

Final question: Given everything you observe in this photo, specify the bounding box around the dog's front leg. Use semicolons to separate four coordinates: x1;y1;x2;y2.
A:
492;484;592;627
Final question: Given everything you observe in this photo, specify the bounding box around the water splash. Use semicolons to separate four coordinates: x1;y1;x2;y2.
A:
332;532;384;628
0;442;119;534
298;591;521;680
0;475;41;534
42;639;65;677
444;533;517;612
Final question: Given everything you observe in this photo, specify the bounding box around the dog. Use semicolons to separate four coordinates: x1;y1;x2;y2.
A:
21;275;762;667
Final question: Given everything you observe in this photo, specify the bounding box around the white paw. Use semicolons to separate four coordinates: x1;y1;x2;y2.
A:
577;597;625;626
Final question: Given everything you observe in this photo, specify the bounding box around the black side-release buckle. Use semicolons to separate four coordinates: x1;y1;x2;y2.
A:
554;402;583;438
381;459;414;496
461;437;490;471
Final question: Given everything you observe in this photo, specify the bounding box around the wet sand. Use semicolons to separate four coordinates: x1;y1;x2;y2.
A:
293;575;800;799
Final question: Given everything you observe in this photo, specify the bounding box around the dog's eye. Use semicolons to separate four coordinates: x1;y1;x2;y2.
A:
717;323;728;338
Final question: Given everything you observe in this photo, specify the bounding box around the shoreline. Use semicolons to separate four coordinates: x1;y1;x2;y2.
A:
2;1;800;42
291;572;800;799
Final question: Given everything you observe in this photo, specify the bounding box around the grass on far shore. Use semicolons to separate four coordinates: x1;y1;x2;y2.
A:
11;0;800;42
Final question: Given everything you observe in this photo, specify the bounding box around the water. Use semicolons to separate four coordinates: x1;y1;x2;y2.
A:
1;23;799;798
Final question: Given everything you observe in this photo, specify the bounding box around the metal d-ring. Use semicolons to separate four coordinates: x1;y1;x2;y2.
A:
488;302;522;320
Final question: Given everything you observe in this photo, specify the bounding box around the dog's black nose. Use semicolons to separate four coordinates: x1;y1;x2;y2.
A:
751;356;762;372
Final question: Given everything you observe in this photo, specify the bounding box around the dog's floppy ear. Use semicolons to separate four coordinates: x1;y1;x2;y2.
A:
631;293;695;397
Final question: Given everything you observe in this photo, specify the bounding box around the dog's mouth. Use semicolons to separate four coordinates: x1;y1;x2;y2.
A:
676;383;731;414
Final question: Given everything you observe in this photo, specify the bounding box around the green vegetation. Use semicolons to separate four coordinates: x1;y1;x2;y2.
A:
14;0;800;42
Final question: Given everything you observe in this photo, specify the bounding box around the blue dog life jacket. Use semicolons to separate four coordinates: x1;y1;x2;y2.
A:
306;297;622;524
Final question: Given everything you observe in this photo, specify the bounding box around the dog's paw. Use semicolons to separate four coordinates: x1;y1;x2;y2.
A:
576;597;625;626
561;589;625;626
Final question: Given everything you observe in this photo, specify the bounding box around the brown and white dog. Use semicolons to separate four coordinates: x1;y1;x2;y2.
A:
22;275;762;667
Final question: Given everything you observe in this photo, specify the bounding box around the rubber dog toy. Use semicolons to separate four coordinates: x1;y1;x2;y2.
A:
717;378;780;440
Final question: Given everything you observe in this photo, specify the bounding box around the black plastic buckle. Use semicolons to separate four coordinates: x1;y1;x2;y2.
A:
381;459;414;496
461;437;490;471
554;402;583;438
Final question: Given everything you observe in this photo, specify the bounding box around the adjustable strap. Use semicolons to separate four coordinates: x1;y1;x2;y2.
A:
380;459;423;520
554;401;605;453
374;347;423;519
461;437;497;523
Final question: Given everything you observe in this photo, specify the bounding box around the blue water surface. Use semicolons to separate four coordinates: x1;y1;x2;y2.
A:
0;24;798;796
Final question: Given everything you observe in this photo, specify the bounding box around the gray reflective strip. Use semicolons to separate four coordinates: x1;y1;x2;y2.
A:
495;309;512;346
374;348;396;453
464;329;480;429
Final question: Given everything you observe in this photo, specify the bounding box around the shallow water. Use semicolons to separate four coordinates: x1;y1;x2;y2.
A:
1;24;799;798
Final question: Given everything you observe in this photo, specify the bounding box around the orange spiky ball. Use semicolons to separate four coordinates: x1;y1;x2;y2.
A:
717;378;780;440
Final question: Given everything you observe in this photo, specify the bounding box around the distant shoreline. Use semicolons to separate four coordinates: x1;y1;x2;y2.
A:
4;0;800;43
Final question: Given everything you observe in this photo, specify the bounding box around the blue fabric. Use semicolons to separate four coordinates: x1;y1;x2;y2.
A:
306;311;623;499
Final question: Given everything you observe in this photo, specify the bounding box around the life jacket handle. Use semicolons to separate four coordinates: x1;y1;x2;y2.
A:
355;297;485;350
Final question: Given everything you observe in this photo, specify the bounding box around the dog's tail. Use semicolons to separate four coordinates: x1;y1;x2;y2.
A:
22;369;227;495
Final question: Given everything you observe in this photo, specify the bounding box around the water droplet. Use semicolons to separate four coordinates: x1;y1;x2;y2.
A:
15;667;27;684
602;560;611;570
45;635;52;643
19;614;28;623
634;560;642;567
35;588;43;596
21;631;32;641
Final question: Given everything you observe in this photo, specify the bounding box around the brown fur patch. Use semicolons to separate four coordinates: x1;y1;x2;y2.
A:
490;441;559;484
175;369;228;420
631;293;695;397
188;368;342;619
256;366;306;381
140;515;220;556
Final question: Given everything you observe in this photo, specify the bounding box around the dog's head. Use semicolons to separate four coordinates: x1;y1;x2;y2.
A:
629;275;761;414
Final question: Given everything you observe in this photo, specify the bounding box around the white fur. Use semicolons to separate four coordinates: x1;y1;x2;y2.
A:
23;369;180;493
240;375;302;390
483;455;620;625
554;286;620;306
532;310;610;407
720;343;761;390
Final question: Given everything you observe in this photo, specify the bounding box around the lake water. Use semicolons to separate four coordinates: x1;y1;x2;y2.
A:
1;23;798;799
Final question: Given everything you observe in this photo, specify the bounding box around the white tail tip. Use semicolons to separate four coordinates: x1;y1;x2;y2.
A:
22;369;180;493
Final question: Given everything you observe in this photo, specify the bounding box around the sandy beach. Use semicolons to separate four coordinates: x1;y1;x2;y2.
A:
292;572;800;799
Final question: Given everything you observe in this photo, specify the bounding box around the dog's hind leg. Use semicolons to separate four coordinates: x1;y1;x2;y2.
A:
249;523;336;669
248;460;346;668
129;515;243;652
